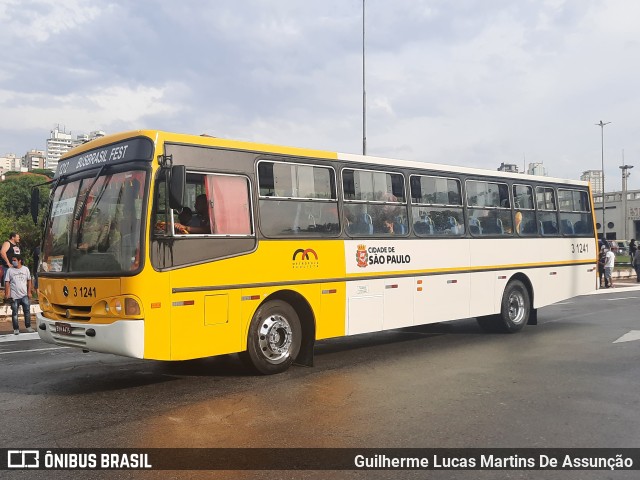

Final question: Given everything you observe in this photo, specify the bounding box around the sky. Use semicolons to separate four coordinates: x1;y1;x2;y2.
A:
1;0;640;190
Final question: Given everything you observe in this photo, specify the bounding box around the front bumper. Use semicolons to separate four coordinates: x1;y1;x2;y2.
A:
36;312;144;359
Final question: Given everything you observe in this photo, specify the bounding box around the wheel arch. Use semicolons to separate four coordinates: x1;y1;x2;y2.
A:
255;289;316;367
508;272;534;307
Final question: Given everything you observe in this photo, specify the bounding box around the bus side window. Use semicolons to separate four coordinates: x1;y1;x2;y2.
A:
259;160;338;237
153;171;171;236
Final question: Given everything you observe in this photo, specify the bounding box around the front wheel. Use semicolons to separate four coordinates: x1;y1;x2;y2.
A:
242;300;301;375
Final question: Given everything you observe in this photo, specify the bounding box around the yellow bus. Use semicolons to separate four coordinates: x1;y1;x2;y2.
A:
34;130;597;374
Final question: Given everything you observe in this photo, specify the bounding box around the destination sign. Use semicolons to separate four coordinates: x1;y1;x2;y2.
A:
54;137;154;178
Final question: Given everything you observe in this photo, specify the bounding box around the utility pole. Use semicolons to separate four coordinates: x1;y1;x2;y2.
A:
620;150;634;240
362;0;367;156
596;120;611;240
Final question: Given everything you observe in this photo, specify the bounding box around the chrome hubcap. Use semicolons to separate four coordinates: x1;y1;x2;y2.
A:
508;291;526;324
258;314;293;364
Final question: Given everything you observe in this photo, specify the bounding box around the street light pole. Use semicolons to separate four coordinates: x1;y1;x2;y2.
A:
362;0;367;156
596;120;611;241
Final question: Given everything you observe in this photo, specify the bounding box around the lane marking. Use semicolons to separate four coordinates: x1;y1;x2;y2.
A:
0;346;70;355
613;331;640;344
606;297;640;301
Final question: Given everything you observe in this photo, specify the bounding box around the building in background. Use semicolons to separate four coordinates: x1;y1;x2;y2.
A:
580;170;603;195
527;162;547;176
3;127;106;175
497;163;519;173
24;149;46;170
73;130;106;148
45;126;73;171
593;189;640;241
0;153;21;172
46;126;106;171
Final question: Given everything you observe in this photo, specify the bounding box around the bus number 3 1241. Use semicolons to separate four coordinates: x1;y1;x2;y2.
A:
74;286;96;298
571;243;589;254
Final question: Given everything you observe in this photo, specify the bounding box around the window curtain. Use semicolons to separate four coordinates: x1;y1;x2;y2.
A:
206;176;251;234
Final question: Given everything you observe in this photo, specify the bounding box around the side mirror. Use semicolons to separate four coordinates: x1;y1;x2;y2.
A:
168;165;186;209
30;188;40;224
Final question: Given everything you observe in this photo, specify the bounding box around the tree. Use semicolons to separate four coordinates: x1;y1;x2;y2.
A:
0;173;49;218
0;173;50;270
31;168;55;178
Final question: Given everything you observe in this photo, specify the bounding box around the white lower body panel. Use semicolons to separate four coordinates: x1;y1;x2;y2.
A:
36;313;145;359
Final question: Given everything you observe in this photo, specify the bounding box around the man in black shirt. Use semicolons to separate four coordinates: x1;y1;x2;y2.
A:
1;232;21;287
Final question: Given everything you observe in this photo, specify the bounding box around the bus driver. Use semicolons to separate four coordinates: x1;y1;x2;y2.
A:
174;194;212;234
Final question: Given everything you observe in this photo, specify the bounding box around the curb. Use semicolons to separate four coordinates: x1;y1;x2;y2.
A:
589;285;640;295
0;304;42;335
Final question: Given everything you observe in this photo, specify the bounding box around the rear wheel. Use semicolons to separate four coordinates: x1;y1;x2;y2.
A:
500;280;530;332
242;300;301;375
476;280;530;333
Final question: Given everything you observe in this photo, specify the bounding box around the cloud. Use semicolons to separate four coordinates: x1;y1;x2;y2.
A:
0;83;182;136
0;0;103;43
0;0;639;189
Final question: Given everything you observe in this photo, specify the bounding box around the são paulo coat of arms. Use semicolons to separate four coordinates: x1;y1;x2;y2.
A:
356;244;368;268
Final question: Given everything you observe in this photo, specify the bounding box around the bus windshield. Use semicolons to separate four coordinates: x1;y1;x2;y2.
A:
42;169;147;274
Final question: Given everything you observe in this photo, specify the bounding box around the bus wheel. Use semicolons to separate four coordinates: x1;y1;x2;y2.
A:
500;280;530;332
243;300;301;375
477;280;530;333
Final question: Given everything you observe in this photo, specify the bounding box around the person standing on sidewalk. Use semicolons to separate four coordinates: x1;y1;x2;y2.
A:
598;248;607;288
629;239;637;263
604;247;616;288
4;254;33;335
1;232;21;288
632;247;640;283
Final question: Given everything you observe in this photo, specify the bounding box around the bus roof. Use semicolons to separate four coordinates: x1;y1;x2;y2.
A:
61;129;589;187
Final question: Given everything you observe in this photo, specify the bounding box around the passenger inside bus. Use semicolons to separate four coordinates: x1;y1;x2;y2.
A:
515;211;523;234
188;194;212;233
373;192;403;235
178;207;192;226
174;194;212;234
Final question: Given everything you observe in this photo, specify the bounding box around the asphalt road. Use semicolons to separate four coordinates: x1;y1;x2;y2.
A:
1;286;640;480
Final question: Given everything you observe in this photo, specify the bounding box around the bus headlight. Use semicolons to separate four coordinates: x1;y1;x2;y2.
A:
41;295;51;310
97;296;143;318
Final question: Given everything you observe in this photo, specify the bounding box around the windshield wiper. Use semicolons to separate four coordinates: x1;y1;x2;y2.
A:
74;165;110;247
44;176;62;217
74;164;108;221
84;173;112;222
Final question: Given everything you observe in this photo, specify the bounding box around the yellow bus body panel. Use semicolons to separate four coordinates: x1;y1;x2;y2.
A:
168;240;346;360
44;131;343;361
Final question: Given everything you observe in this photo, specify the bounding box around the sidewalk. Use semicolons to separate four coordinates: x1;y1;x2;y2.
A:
0;302;42;335
608;277;640;287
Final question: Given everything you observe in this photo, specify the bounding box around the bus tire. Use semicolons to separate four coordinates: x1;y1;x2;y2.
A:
498;280;530;332
243;300;301;375
477;280;530;333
